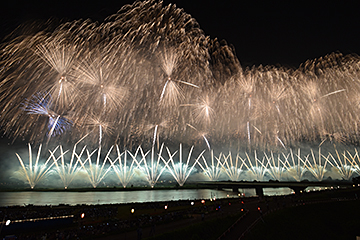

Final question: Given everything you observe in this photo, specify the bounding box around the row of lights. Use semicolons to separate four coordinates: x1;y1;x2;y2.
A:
5;194;245;225
2;215;75;226
129;199;209;214
128;192;246;214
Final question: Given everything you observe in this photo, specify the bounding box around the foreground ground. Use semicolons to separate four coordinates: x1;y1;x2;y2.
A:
1;186;360;239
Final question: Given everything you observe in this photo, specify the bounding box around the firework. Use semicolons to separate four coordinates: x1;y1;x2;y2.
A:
79;146;113;188
161;144;205;186
2;0;360;189
49;141;86;189
281;149;307;182
327;148;357;180
21;92;72;142
14;144;56;189
108;145;137;188
263;151;286;181
302;148;328;181
220;152;245;181
11;142;360;188
240;151;268;181
198;150;223;181
130;144;168;188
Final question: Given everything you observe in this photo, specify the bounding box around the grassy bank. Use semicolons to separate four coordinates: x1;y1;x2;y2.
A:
146;212;245;240
245;199;360;240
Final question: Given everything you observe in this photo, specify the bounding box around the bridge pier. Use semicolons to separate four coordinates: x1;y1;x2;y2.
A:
291;186;306;195
255;186;264;198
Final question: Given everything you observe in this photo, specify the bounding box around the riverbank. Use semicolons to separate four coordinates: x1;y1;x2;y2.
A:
0;186;359;239
0;195;250;239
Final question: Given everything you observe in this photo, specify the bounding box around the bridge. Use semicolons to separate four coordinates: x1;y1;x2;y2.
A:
196;180;353;197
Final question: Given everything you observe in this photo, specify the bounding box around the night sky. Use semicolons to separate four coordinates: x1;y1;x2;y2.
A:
1;0;360;68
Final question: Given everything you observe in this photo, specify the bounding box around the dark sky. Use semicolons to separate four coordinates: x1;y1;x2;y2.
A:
1;0;360;68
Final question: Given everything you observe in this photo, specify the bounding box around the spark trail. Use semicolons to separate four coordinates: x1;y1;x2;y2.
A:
14;144;56;189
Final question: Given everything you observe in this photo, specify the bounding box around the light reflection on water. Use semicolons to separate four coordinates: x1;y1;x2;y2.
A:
0;189;238;207
263;187;293;196
0;187;293;207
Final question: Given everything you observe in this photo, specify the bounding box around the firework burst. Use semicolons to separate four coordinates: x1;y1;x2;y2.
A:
1;0;360;152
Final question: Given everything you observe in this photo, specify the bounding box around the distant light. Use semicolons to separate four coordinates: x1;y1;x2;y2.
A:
9;215;74;224
164;205;168;210
227;194;229;197
5;220;10;226
131;208;135;214
201;200;205;204
81;213;85;219
191;201;194;206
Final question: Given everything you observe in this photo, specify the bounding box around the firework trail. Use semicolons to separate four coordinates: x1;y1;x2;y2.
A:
198;150;223;181
220;152;245;181
130;144;169;188
161;144;205;186
11;142;360;188
79;146;113;188
49;138;87;189
14;144;56;189
108;146;137;188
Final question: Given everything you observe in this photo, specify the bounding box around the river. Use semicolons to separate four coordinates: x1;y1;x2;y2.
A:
0;187;293;206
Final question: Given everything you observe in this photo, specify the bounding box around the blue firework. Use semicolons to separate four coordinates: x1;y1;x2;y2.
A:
21;92;51;116
47;114;72;137
21;92;72;137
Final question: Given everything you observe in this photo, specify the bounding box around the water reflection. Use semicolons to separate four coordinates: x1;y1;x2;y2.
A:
0;189;239;207
0;187;295;207
263;187;293;196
